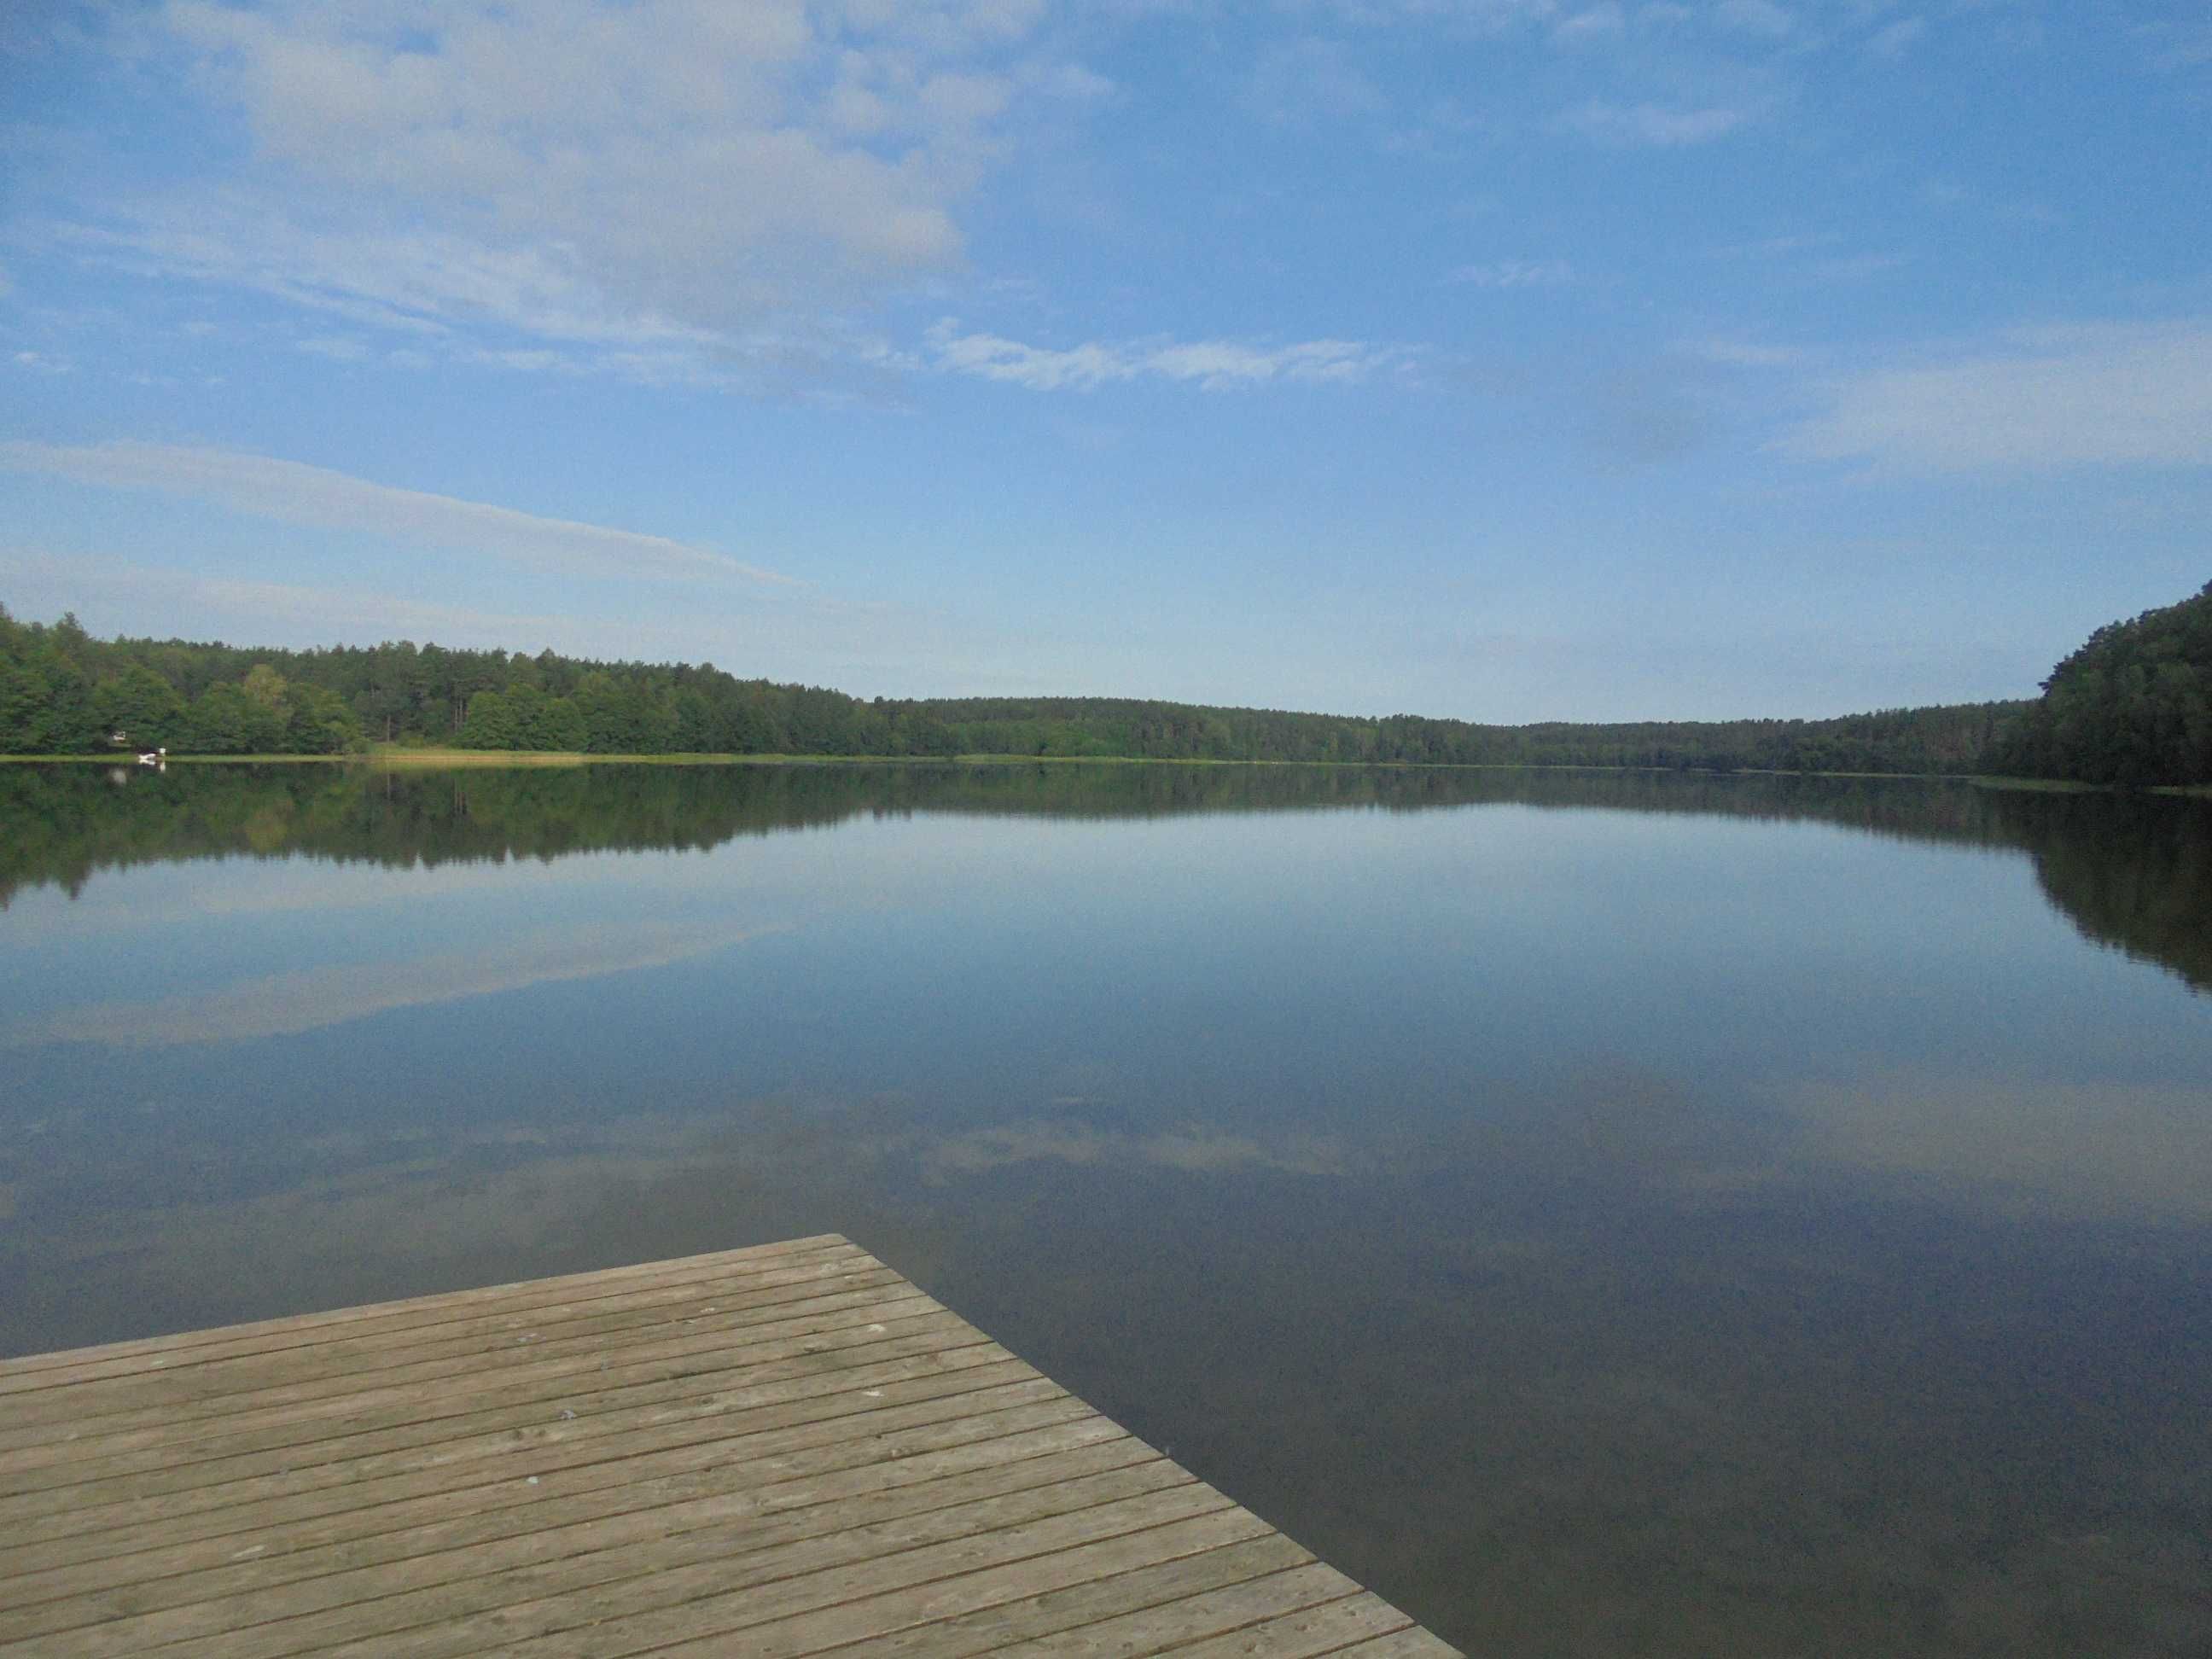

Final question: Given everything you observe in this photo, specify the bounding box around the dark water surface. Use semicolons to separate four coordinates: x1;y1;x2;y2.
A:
3;761;2209;1654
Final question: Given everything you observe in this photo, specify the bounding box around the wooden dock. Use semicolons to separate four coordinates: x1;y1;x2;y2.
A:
0;1235;1458;1656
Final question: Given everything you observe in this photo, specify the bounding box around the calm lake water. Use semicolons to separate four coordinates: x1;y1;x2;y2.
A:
3;761;2209;1654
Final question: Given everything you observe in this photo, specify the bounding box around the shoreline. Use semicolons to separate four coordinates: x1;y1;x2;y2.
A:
3;748;2205;795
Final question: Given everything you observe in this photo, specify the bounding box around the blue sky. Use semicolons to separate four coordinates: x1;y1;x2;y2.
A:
2;1;2207;720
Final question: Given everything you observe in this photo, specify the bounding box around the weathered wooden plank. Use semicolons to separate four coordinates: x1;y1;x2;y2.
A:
853;1535;1327;1657
1326;1628;1469;1656
0;1330;1010;1530
0;1278;935;1499
0;1287;949;1468
0;1355;1049;1646
0;1237;850;1387
1154;1587;1418;1658
2;1246;876;1421
0;1360;1075;1586
0;1253;894;1435
0;1413;1150;1655
0;1239;1463;1658
0;1406;1128;1612
2;1305;982;1560
0;1327;1004;1575
19;1457;1200;1659
505;1497;1269;1658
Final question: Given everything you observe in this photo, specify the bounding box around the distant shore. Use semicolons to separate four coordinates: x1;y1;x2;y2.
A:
8;745;2209;795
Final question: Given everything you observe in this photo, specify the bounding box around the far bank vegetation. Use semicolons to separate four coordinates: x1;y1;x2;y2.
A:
4;579;2206;783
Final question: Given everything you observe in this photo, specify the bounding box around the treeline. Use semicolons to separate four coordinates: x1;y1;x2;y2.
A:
1994;580;2212;787
0;606;957;759
3;600;2024;773
917;696;2019;775
0;610;366;755
452;672;955;758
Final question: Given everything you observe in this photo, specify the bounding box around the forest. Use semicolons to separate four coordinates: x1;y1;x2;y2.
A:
916;696;2017;775
1991;579;2212;787
0;606;957;759
1;601;2029;776
8;585;2208;783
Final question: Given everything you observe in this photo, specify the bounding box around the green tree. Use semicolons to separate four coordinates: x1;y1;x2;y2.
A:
458;688;519;749
185;681;253;754
287;683;367;754
1998;579;2212;786
94;665;187;749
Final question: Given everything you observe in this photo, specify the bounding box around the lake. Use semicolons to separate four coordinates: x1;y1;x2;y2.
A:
3;760;2209;1655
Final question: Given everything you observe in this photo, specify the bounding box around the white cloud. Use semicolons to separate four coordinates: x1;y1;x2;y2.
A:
1714;0;1793;38
1295;1;1562;30
1781;319;2212;472
53;1;1095;364
1866;16;1925;56
1450;258;1575;288
10;350;72;375
0;441;797;585
924;322;1406;391
1559;98;1756;145
1552;4;1627;44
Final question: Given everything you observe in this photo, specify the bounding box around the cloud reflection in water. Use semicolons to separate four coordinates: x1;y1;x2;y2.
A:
4;919;783;1049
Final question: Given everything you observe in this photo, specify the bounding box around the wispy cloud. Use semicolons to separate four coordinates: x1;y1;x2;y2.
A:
1685;337;1805;368
2139;19;2212;73
1551;6;1627;47
1866;16;1926;58
1714;0;1794;40
924;322;1407;392
1780;319;2212;472
0;442;797;585
5;921;780;1048
1449;259;1576;288
0;550;632;649
1244;38;1385;125
1806;250;1912;283
54;214;850;393
295;335;371;362
1704;232;1909;286
0;549;1027;698
1797;1072;2212;1226
1559;98;1758;146
1710;230;1842;260
1295;1;1563;32
916;1115;1356;1183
